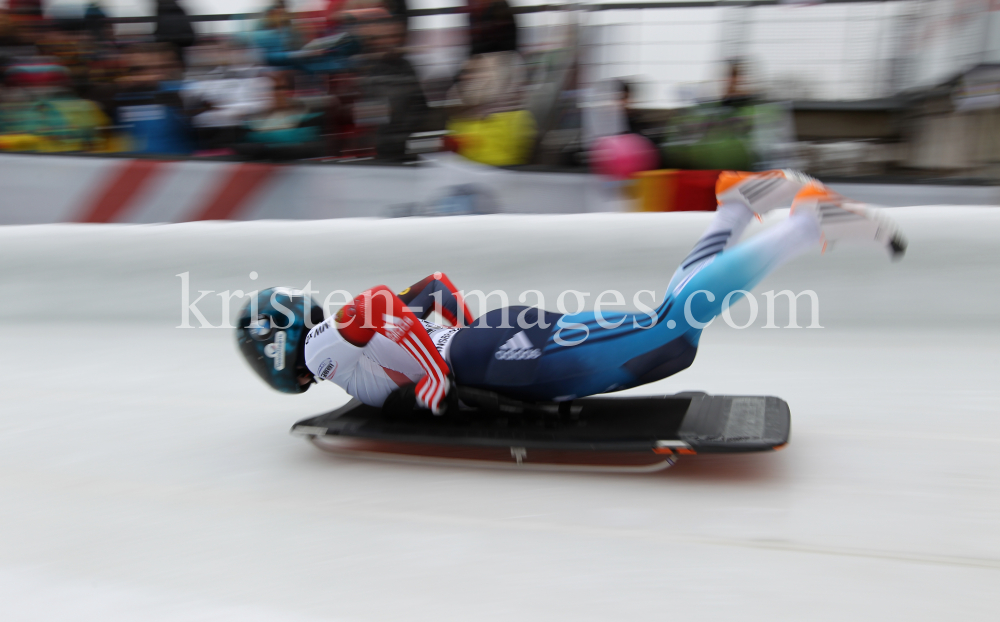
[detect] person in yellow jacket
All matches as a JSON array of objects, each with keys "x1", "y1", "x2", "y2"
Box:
[{"x1": 446, "y1": 50, "x2": 536, "y2": 166}]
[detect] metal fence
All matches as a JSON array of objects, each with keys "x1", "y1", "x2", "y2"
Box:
[
  {"x1": 573, "y1": 0, "x2": 989, "y2": 106},
  {"x1": 102, "y1": 0, "x2": 997, "y2": 107}
]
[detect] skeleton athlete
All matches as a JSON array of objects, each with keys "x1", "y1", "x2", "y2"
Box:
[{"x1": 237, "y1": 172, "x2": 906, "y2": 414}]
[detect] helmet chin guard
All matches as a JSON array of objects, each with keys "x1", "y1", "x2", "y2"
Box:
[{"x1": 236, "y1": 288, "x2": 325, "y2": 394}]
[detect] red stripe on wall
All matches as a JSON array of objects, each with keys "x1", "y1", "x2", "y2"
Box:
[
  {"x1": 189, "y1": 163, "x2": 277, "y2": 221},
  {"x1": 77, "y1": 159, "x2": 164, "y2": 223}
]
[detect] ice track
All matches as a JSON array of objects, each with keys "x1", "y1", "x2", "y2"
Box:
[{"x1": 1, "y1": 209, "x2": 999, "y2": 621}]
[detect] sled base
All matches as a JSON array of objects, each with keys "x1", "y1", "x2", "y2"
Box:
[{"x1": 291, "y1": 391, "x2": 790, "y2": 472}]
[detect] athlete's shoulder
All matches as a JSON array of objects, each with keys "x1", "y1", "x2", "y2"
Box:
[{"x1": 303, "y1": 316, "x2": 340, "y2": 356}]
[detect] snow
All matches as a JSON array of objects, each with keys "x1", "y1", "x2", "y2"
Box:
[{"x1": 1, "y1": 208, "x2": 999, "y2": 621}]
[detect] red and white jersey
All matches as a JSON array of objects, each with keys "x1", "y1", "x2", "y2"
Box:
[{"x1": 303, "y1": 317, "x2": 460, "y2": 407}]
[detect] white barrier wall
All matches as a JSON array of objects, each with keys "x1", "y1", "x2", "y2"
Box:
[
  {"x1": 2, "y1": 209, "x2": 998, "y2": 328},
  {"x1": 0, "y1": 154, "x2": 604, "y2": 224},
  {"x1": 3, "y1": 153, "x2": 1000, "y2": 225}
]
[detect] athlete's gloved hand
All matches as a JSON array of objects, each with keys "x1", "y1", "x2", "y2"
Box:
[
  {"x1": 339, "y1": 285, "x2": 454, "y2": 415},
  {"x1": 415, "y1": 373, "x2": 455, "y2": 416}
]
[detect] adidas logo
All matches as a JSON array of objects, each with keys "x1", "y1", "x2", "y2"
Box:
[{"x1": 495, "y1": 331, "x2": 542, "y2": 361}]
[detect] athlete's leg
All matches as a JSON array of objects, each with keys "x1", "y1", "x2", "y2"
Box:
[
  {"x1": 448, "y1": 173, "x2": 883, "y2": 403},
  {"x1": 661, "y1": 208, "x2": 821, "y2": 346},
  {"x1": 666, "y1": 170, "x2": 814, "y2": 293},
  {"x1": 449, "y1": 210, "x2": 822, "y2": 402},
  {"x1": 519, "y1": 209, "x2": 822, "y2": 398},
  {"x1": 664, "y1": 193, "x2": 755, "y2": 295}
]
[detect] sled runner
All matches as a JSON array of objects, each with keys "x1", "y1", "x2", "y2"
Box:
[{"x1": 290, "y1": 389, "x2": 790, "y2": 472}]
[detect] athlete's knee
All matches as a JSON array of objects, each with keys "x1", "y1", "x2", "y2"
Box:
[{"x1": 621, "y1": 336, "x2": 698, "y2": 385}]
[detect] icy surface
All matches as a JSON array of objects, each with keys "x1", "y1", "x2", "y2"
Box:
[{"x1": 1, "y1": 209, "x2": 999, "y2": 621}]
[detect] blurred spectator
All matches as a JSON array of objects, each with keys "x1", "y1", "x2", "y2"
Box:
[
  {"x1": 183, "y1": 42, "x2": 273, "y2": 154},
  {"x1": 247, "y1": 1, "x2": 358, "y2": 75},
  {"x1": 721, "y1": 59, "x2": 754, "y2": 108},
  {"x1": 445, "y1": 0, "x2": 535, "y2": 166},
  {"x1": 36, "y1": 23, "x2": 94, "y2": 95},
  {"x1": 114, "y1": 43, "x2": 192, "y2": 154},
  {"x1": 0, "y1": 8, "x2": 19, "y2": 48},
  {"x1": 616, "y1": 79, "x2": 644, "y2": 136},
  {"x1": 83, "y1": 2, "x2": 109, "y2": 41},
  {"x1": 1, "y1": 7, "x2": 36, "y2": 73},
  {"x1": 323, "y1": 0, "x2": 349, "y2": 32},
  {"x1": 247, "y1": 2, "x2": 306, "y2": 69},
  {"x1": 237, "y1": 71, "x2": 324, "y2": 160},
  {"x1": 353, "y1": 15, "x2": 428, "y2": 160},
  {"x1": 469, "y1": 0, "x2": 517, "y2": 56},
  {"x1": 0, "y1": 55, "x2": 112, "y2": 152},
  {"x1": 381, "y1": 0, "x2": 409, "y2": 30},
  {"x1": 154, "y1": 0, "x2": 196, "y2": 67},
  {"x1": 184, "y1": 47, "x2": 263, "y2": 151},
  {"x1": 7, "y1": 0, "x2": 42, "y2": 21},
  {"x1": 0, "y1": 13, "x2": 20, "y2": 91},
  {"x1": 659, "y1": 60, "x2": 770, "y2": 171},
  {"x1": 0, "y1": 1, "x2": 448, "y2": 161}
]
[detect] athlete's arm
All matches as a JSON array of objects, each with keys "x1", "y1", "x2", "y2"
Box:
[
  {"x1": 397, "y1": 273, "x2": 474, "y2": 327},
  {"x1": 303, "y1": 317, "x2": 362, "y2": 390},
  {"x1": 338, "y1": 285, "x2": 453, "y2": 414}
]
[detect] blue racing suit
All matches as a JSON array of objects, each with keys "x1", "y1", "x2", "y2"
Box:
[{"x1": 447, "y1": 212, "x2": 818, "y2": 402}]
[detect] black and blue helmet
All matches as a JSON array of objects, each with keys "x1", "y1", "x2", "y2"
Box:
[{"x1": 236, "y1": 287, "x2": 325, "y2": 394}]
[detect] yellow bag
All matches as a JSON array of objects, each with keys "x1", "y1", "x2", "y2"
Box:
[{"x1": 448, "y1": 110, "x2": 536, "y2": 167}]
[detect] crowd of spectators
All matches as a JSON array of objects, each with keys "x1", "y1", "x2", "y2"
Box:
[{"x1": 0, "y1": 0, "x2": 538, "y2": 164}]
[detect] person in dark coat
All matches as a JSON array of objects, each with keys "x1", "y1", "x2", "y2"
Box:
[
  {"x1": 354, "y1": 16, "x2": 429, "y2": 161},
  {"x1": 469, "y1": 0, "x2": 517, "y2": 56},
  {"x1": 154, "y1": 0, "x2": 196, "y2": 66}
]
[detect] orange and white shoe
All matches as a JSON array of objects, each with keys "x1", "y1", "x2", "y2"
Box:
[
  {"x1": 716, "y1": 169, "x2": 815, "y2": 216},
  {"x1": 791, "y1": 181, "x2": 907, "y2": 260}
]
